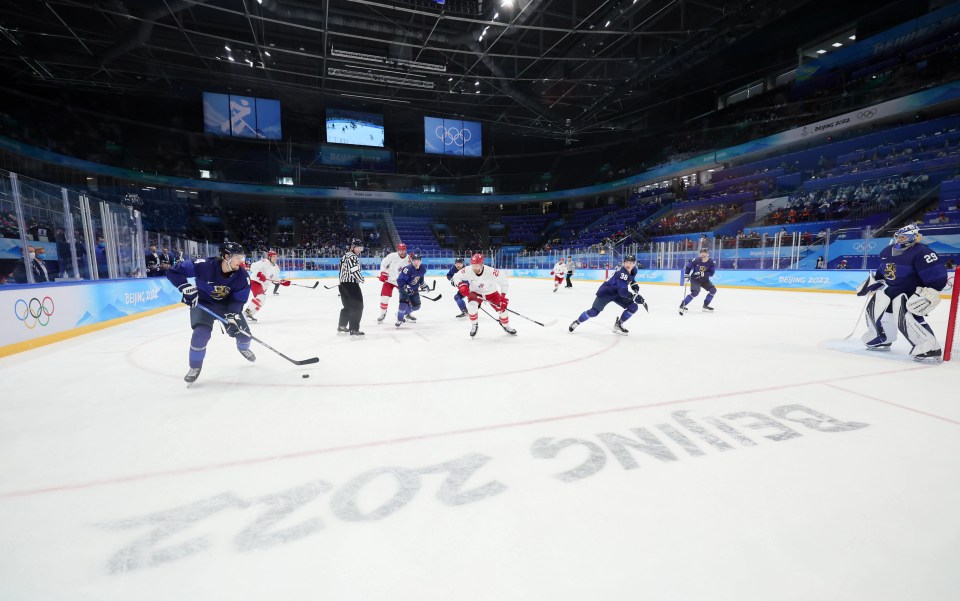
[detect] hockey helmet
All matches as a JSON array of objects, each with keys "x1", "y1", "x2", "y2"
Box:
[
  {"x1": 470, "y1": 253, "x2": 484, "y2": 265},
  {"x1": 410, "y1": 253, "x2": 422, "y2": 261},
  {"x1": 699, "y1": 248, "x2": 709, "y2": 254},
  {"x1": 454, "y1": 257, "x2": 465, "y2": 265},
  {"x1": 219, "y1": 241, "x2": 245, "y2": 258},
  {"x1": 894, "y1": 223, "x2": 920, "y2": 249},
  {"x1": 267, "y1": 250, "x2": 278, "y2": 257},
  {"x1": 397, "y1": 242, "x2": 407, "y2": 253},
  {"x1": 623, "y1": 254, "x2": 637, "y2": 263},
  {"x1": 350, "y1": 238, "x2": 364, "y2": 249}
]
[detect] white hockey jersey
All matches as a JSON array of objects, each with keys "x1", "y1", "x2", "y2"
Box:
[
  {"x1": 380, "y1": 252, "x2": 412, "y2": 285},
  {"x1": 455, "y1": 265, "x2": 510, "y2": 297},
  {"x1": 249, "y1": 258, "x2": 280, "y2": 285},
  {"x1": 552, "y1": 261, "x2": 567, "y2": 276}
]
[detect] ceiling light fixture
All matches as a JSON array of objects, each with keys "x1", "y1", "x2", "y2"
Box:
[
  {"x1": 605, "y1": 21, "x2": 610, "y2": 27},
  {"x1": 816, "y1": 49, "x2": 826, "y2": 54},
  {"x1": 849, "y1": 35, "x2": 856, "y2": 40},
  {"x1": 264, "y1": 51, "x2": 271, "y2": 56},
  {"x1": 478, "y1": 34, "x2": 484, "y2": 41},
  {"x1": 832, "y1": 42, "x2": 842, "y2": 47},
  {"x1": 224, "y1": 44, "x2": 231, "y2": 51},
  {"x1": 475, "y1": 81, "x2": 480, "y2": 86},
  {"x1": 493, "y1": 12, "x2": 499, "y2": 19},
  {"x1": 228, "y1": 56, "x2": 235, "y2": 61}
]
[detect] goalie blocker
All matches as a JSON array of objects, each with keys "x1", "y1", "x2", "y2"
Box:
[{"x1": 856, "y1": 224, "x2": 948, "y2": 363}]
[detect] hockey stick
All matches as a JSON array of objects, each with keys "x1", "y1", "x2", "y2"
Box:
[
  {"x1": 269, "y1": 279, "x2": 319, "y2": 290},
  {"x1": 420, "y1": 293, "x2": 443, "y2": 302},
  {"x1": 478, "y1": 305, "x2": 501, "y2": 322},
  {"x1": 843, "y1": 293, "x2": 873, "y2": 340},
  {"x1": 504, "y1": 307, "x2": 558, "y2": 327},
  {"x1": 323, "y1": 284, "x2": 338, "y2": 290},
  {"x1": 197, "y1": 305, "x2": 320, "y2": 365}
]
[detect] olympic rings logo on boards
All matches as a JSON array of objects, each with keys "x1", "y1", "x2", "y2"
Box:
[
  {"x1": 852, "y1": 241, "x2": 877, "y2": 252},
  {"x1": 14, "y1": 296, "x2": 55, "y2": 329},
  {"x1": 857, "y1": 108, "x2": 878, "y2": 120},
  {"x1": 434, "y1": 125, "x2": 473, "y2": 147}
]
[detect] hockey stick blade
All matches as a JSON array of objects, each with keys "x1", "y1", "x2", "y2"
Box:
[
  {"x1": 324, "y1": 284, "x2": 338, "y2": 289},
  {"x1": 197, "y1": 305, "x2": 320, "y2": 366},
  {"x1": 421, "y1": 293, "x2": 443, "y2": 302},
  {"x1": 504, "y1": 307, "x2": 557, "y2": 327}
]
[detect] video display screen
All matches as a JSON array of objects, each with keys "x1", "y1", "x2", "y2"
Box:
[
  {"x1": 203, "y1": 92, "x2": 282, "y2": 140},
  {"x1": 326, "y1": 110, "x2": 385, "y2": 147},
  {"x1": 424, "y1": 116, "x2": 481, "y2": 157}
]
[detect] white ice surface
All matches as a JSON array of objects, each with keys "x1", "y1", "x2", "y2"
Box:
[{"x1": 1, "y1": 277, "x2": 958, "y2": 601}]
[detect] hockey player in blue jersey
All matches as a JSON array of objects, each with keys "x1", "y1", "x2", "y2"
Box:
[
  {"x1": 166, "y1": 242, "x2": 255, "y2": 382},
  {"x1": 396, "y1": 253, "x2": 427, "y2": 327},
  {"x1": 856, "y1": 224, "x2": 948, "y2": 363},
  {"x1": 446, "y1": 257, "x2": 468, "y2": 318},
  {"x1": 679, "y1": 248, "x2": 717, "y2": 314},
  {"x1": 569, "y1": 254, "x2": 648, "y2": 335}
]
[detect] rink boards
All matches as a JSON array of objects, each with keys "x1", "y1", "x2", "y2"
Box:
[{"x1": 0, "y1": 268, "x2": 890, "y2": 356}]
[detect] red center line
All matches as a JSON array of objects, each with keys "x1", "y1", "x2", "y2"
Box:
[
  {"x1": 823, "y1": 382, "x2": 960, "y2": 426},
  {"x1": 0, "y1": 363, "x2": 933, "y2": 500}
]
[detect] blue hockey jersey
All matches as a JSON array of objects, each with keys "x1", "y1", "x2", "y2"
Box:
[
  {"x1": 166, "y1": 258, "x2": 251, "y2": 313},
  {"x1": 398, "y1": 263, "x2": 428, "y2": 291},
  {"x1": 874, "y1": 241, "x2": 947, "y2": 298},
  {"x1": 685, "y1": 257, "x2": 716, "y2": 281},
  {"x1": 597, "y1": 266, "x2": 638, "y2": 299}
]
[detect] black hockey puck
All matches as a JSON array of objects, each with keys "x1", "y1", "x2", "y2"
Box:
[{"x1": 302, "y1": 374, "x2": 310, "y2": 378}]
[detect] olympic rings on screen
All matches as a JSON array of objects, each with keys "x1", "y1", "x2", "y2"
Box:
[
  {"x1": 434, "y1": 125, "x2": 473, "y2": 147},
  {"x1": 14, "y1": 296, "x2": 55, "y2": 329}
]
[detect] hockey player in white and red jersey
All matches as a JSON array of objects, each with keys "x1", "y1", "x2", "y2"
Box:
[
  {"x1": 551, "y1": 258, "x2": 567, "y2": 293},
  {"x1": 244, "y1": 250, "x2": 288, "y2": 321},
  {"x1": 377, "y1": 242, "x2": 412, "y2": 323},
  {"x1": 454, "y1": 253, "x2": 516, "y2": 337}
]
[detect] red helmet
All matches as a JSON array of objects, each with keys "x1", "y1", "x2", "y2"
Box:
[
  {"x1": 397, "y1": 242, "x2": 407, "y2": 253},
  {"x1": 471, "y1": 253, "x2": 484, "y2": 265},
  {"x1": 267, "y1": 250, "x2": 278, "y2": 257}
]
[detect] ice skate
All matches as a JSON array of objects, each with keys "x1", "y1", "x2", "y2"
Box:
[
  {"x1": 184, "y1": 367, "x2": 201, "y2": 383},
  {"x1": 702, "y1": 305, "x2": 714, "y2": 312},
  {"x1": 470, "y1": 323, "x2": 478, "y2": 337},
  {"x1": 569, "y1": 319, "x2": 580, "y2": 332},
  {"x1": 613, "y1": 318, "x2": 629, "y2": 335},
  {"x1": 913, "y1": 349, "x2": 943, "y2": 363},
  {"x1": 238, "y1": 348, "x2": 256, "y2": 362}
]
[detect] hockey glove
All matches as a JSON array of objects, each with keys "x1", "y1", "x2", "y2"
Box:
[
  {"x1": 223, "y1": 313, "x2": 246, "y2": 338},
  {"x1": 458, "y1": 283, "x2": 471, "y2": 299},
  {"x1": 281, "y1": 280, "x2": 291, "y2": 287},
  {"x1": 630, "y1": 281, "x2": 640, "y2": 294},
  {"x1": 905, "y1": 287, "x2": 941, "y2": 316},
  {"x1": 419, "y1": 282, "x2": 430, "y2": 291},
  {"x1": 257, "y1": 272, "x2": 268, "y2": 282},
  {"x1": 684, "y1": 273, "x2": 691, "y2": 282},
  {"x1": 856, "y1": 276, "x2": 887, "y2": 297},
  {"x1": 498, "y1": 295, "x2": 509, "y2": 312},
  {"x1": 550, "y1": 271, "x2": 554, "y2": 275},
  {"x1": 378, "y1": 272, "x2": 389, "y2": 283},
  {"x1": 468, "y1": 291, "x2": 484, "y2": 304},
  {"x1": 178, "y1": 283, "x2": 198, "y2": 308}
]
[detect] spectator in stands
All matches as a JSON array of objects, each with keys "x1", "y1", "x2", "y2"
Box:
[
  {"x1": 944, "y1": 259, "x2": 955, "y2": 270},
  {"x1": 145, "y1": 245, "x2": 161, "y2": 277},
  {"x1": 816, "y1": 256, "x2": 825, "y2": 269},
  {"x1": 838, "y1": 259, "x2": 848, "y2": 270},
  {"x1": 12, "y1": 245, "x2": 50, "y2": 283},
  {"x1": 95, "y1": 236, "x2": 109, "y2": 278}
]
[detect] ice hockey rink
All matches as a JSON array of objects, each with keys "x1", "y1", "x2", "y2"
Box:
[{"x1": 1, "y1": 277, "x2": 958, "y2": 601}]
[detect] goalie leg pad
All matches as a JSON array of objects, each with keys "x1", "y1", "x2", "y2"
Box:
[
  {"x1": 896, "y1": 296, "x2": 941, "y2": 356},
  {"x1": 862, "y1": 292, "x2": 893, "y2": 345}
]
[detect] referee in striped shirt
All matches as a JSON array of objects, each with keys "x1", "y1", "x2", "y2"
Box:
[{"x1": 339, "y1": 239, "x2": 365, "y2": 336}]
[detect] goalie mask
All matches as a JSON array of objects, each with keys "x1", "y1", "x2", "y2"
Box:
[{"x1": 894, "y1": 224, "x2": 920, "y2": 250}]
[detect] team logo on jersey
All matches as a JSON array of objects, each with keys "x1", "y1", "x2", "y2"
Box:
[
  {"x1": 883, "y1": 263, "x2": 897, "y2": 280},
  {"x1": 210, "y1": 285, "x2": 232, "y2": 300}
]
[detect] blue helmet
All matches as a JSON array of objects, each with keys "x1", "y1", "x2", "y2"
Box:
[{"x1": 894, "y1": 224, "x2": 920, "y2": 249}]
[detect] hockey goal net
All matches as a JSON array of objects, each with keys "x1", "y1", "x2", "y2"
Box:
[{"x1": 945, "y1": 266, "x2": 960, "y2": 362}]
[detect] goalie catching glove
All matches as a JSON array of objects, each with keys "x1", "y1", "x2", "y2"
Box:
[{"x1": 905, "y1": 287, "x2": 941, "y2": 316}]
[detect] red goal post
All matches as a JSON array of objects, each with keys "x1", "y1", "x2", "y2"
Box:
[{"x1": 945, "y1": 266, "x2": 960, "y2": 362}]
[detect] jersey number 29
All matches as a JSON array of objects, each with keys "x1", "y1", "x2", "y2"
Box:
[{"x1": 924, "y1": 253, "x2": 938, "y2": 264}]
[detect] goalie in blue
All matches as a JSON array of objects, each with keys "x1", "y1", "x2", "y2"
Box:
[{"x1": 856, "y1": 224, "x2": 948, "y2": 363}]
